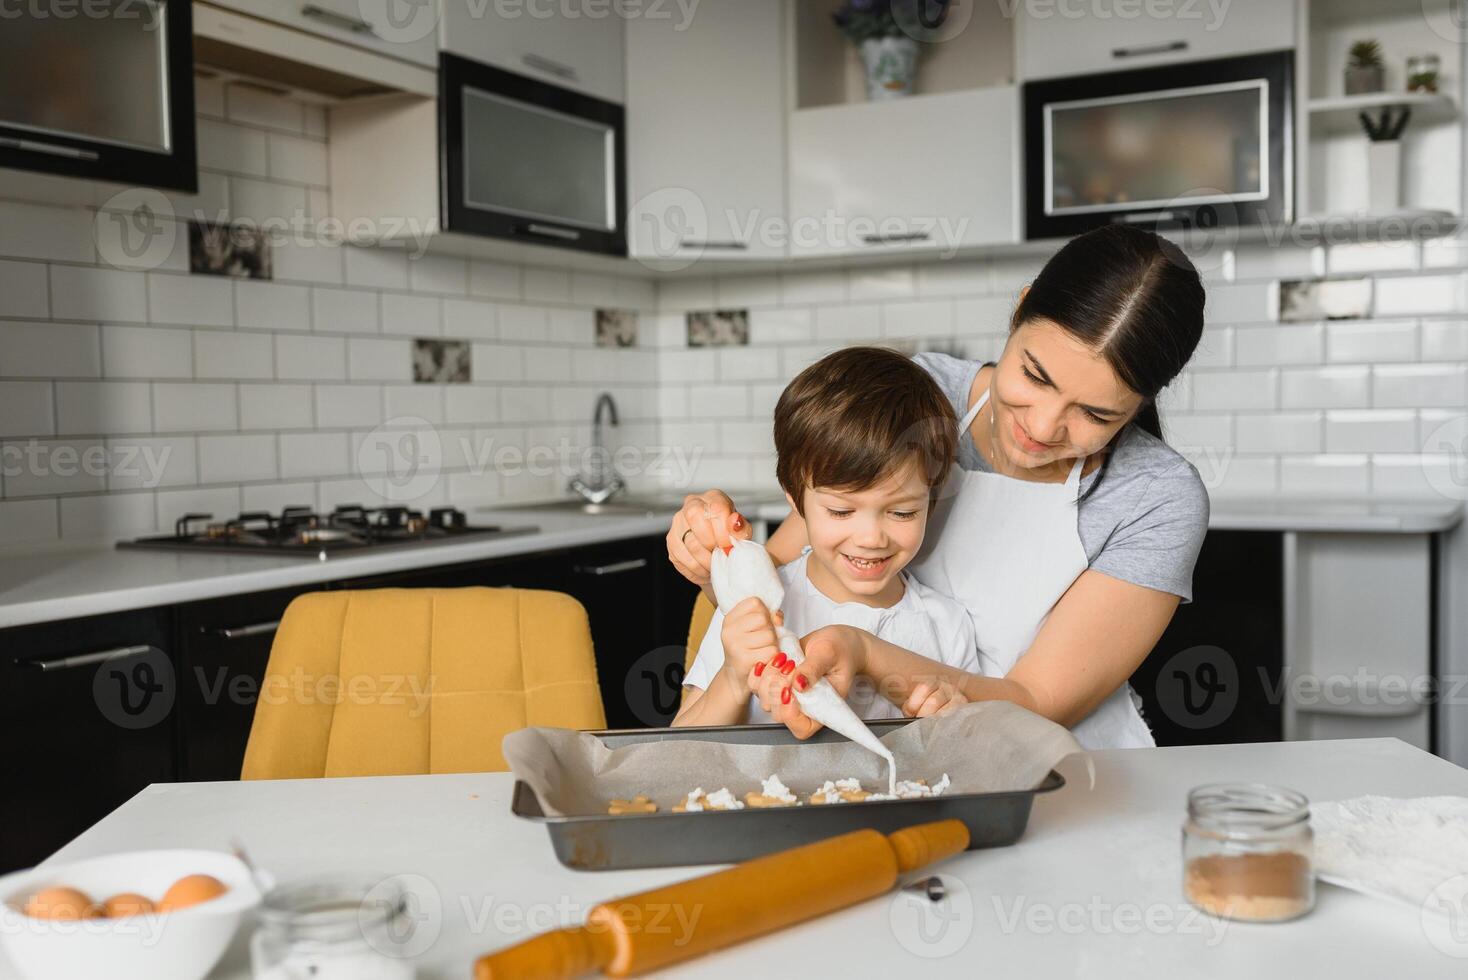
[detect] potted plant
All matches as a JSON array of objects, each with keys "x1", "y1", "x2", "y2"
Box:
[
  {"x1": 1345, "y1": 40, "x2": 1385, "y2": 95},
  {"x1": 832, "y1": 0, "x2": 950, "y2": 101}
]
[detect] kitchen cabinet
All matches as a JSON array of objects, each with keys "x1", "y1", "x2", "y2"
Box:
[
  {"x1": 439, "y1": 0, "x2": 624, "y2": 103},
  {"x1": 787, "y1": 86, "x2": 1020, "y2": 258},
  {"x1": 0, "y1": 608, "x2": 177, "y2": 872},
  {"x1": 1016, "y1": 0, "x2": 1296, "y2": 81},
  {"x1": 626, "y1": 0, "x2": 787, "y2": 260},
  {"x1": 198, "y1": 0, "x2": 438, "y2": 68}
]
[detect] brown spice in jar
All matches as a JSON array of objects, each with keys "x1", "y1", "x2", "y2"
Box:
[{"x1": 1184, "y1": 852, "x2": 1312, "y2": 922}]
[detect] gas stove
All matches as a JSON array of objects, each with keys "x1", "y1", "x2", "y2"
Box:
[{"x1": 118, "y1": 505, "x2": 538, "y2": 559}]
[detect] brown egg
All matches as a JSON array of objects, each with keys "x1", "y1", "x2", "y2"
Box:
[
  {"x1": 158, "y1": 874, "x2": 228, "y2": 912},
  {"x1": 22, "y1": 886, "x2": 96, "y2": 920},
  {"x1": 100, "y1": 892, "x2": 156, "y2": 918}
]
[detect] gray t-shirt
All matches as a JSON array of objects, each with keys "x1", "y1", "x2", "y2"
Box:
[{"x1": 914, "y1": 352, "x2": 1209, "y2": 601}]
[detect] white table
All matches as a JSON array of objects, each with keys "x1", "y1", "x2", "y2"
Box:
[{"x1": 7, "y1": 738, "x2": 1465, "y2": 978}]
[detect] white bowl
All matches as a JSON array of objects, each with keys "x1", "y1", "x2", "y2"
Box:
[{"x1": 0, "y1": 849, "x2": 262, "y2": 980}]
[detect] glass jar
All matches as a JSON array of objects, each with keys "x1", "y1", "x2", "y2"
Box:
[
  {"x1": 1182, "y1": 783, "x2": 1314, "y2": 923},
  {"x1": 1407, "y1": 53, "x2": 1441, "y2": 93},
  {"x1": 251, "y1": 874, "x2": 416, "y2": 980}
]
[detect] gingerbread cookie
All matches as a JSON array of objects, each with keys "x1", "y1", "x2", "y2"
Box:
[
  {"x1": 809, "y1": 778, "x2": 871, "y2": 805},
  {"x1": 607, "y1": 794, "x2": 657, "y2": 815},
  {"x1": 673, "y1": 787, "x2": 745, "y2": 812}
]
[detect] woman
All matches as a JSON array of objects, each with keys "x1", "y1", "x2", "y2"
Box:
[{"x1": 666, "y1": 225, "x2": 1208, "y2": 750}]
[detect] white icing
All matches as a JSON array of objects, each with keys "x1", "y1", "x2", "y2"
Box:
[
  {"x1": 683, "y1": 787, "x2": 706, "y2": 812},
  {"x1": 702, "y1": 787, "x2": 745, "y2": 810},
  {"x1": 760, "y1": 774, "x2": 797, "y2": 803}
]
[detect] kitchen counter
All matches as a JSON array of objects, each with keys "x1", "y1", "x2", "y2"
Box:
[
  {"x1": 11, "y1": 737, "x2": 1465, "y2": 978},
  {"x1": 751, "y1": 496, "x2": 1465, "y2": 534}
]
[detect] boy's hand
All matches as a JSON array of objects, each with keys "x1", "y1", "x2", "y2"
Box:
[
  {"x1": 719, "y1": 597, "x2": 783, "y2": 697},
  {"x1": 903, "y1": 678, "x2": 969, "y2": 718}
]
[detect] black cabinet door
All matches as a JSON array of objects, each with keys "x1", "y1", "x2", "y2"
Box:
[
  {"x1": 174, "y1": 587, "x2": 311, "y2": 783},
  {"x1": 0, "y1": 608, "x2": 176, "y2": 872},
  {"x1": 1131, "y1": 530, "x2": 1285, "y2": 746}
]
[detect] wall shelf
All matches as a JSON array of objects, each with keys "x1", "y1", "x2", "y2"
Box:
[{"x1": 1307, "y1": 91, "x2": 1458, "y2": 133}]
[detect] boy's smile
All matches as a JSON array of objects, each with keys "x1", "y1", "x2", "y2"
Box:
[{"x1": 794, "y1": 458, "x2": 931, "y2": 609}]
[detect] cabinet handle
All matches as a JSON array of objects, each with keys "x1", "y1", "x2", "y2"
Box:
[
  {"x1": 521, "y1": 53, "x2": 578, "y2": 82},
  {"x1": 205, "y1": 620, "x2": 281, "y2": 640},
  {"x1": 300, "y1": 3, "x2": 374, "y2": 33},
  {"x1": 1111, "y1": 40, "x2": 1188, "y2": 59},
  {"x1": 523, "y1": 223, "x2": 582, "y2": 242},
  {"x1": 680, "y1": 240, "x2": 749, "y2": 251},
  {"x1": 20, "y1": 644, "x2": 160, "y2": 672},
  {"x1": 1289, "y1": 677, "x2": 1432, "y2": 718},
  {"x1": 860, "y1": 231, "x2": 931, "y2": 245},
  {"x1": 1118, "y1": 210, "x2": 1180, "y2": 225},
  {"x1": 573, "y1": 558, "x2": 649, "y2": 576},
  {"x1": 0, "y1": 136, "x2": 99, "y2": 161}
]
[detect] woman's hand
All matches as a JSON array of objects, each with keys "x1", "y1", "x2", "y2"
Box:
[
  {"x1": 748, "y1": 624, "x2": 870, "y2": 740},
  {"x1": 718, "y1": 599, "x2": 783, "y2": 699},
  {"x1": 666, "y1": 490, "x2": 748, "y2": 591}
]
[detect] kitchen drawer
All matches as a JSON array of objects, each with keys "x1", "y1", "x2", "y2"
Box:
[
  {"x1": 1016, "y1": 0, "x2": 1296, "y2": 81},
  {"x1": 788, "y1": 87, "x2": 1019, "y2": 258},
  {"x1": 201, "y1": 0, "x2": 438, "y2": 68},
  {"x1": 439, "y1": 0, "x2": 624, "y2": 103},
  {"x1": 0, "y1": 608, "x2": 177, "y2": 872}
]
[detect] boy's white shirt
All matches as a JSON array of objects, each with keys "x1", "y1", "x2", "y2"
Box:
[{"x1": 684, "y1": 548, "x2": 981, "y2": 723}]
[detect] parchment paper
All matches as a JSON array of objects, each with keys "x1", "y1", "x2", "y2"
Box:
[{"x1": 503, "y1": 700, "x2": 1085, "y2": 816}]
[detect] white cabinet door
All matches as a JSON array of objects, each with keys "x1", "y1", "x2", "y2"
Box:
[
  {"x1": 788, "y1": 87, "x2": 1018, "y2": 259},
  {"x1": 202, "y1": 0, "x2": 438, "y2": 68},
  {"x1": 439, "y1": 0, "x2": 624, "y2": 103},
  {"x1": 1017, "y1": 0, "x2": 1296, "y2": 81},
  {"x1": 626, "y1": 0, "x2": 785, "y2": 262}
]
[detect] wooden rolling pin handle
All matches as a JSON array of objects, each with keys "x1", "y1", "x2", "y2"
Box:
[
  {"x1": 475, "y1": 820, "x2": 970, "y2": 980},
  {"x1": 475, "y1": 925, "x2": 612, "y2": 980}
]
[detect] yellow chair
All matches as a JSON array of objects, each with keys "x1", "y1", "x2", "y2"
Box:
[
  {"x1": 681, "y1": 591, "x2": 717, "y2": 702},
  {"x1": 240, "y1": 587, "x2": 605, "y2": 779}
]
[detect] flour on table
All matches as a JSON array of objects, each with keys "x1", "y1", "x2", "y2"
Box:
[{"x1": 1311, "y1": 795, "x2": 1468, "y2": 914}]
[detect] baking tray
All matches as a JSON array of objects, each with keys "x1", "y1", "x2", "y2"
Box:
[{"x1": 511, "y1": 718, "x2": 1066, "y2": 871}]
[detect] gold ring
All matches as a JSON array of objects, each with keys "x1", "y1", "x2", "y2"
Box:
[{"x1": 681, "y1": 528, "x2": 695, "y2": 545}]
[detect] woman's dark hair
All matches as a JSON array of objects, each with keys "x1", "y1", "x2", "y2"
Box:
[{"x1": 1011, "y1": 224, "x2": 1205, "y2": 444}]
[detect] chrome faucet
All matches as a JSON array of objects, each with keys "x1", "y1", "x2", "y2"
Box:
[{"x1": 569, "y1": 392, "x2": 626, "y2": 504}]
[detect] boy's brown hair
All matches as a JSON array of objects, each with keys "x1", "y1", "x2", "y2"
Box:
[{"x1": 774, "y1": 346, "x2": 957, "y2": 515}]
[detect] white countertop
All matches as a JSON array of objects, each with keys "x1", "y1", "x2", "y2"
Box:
[
  {"x1": 11, "y1": 737, "x2": 1465, "y2": 978},
  {"x1": 0, "y1": 494, "x2": 1459, "y2": 630}
]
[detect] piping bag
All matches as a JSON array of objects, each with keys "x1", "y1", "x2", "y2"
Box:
[
  {"x1": 709, "y1": 529, "x2": 897, "y2": 794},
  {"x1": 475, "y1": 819, "x2": 970, "y2": 979}
]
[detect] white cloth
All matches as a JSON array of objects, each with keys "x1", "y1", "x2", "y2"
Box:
[
  {"x1": 684, "y1": 550, "x2": 981, "y2": 724},
  {"x1": 909, "y1": 388, "x2": 1156, "y2": 750}
]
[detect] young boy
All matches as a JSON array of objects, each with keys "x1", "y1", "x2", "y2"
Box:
[{"x1": 675, "y1": 346, "x2": 981, "y2": 726}]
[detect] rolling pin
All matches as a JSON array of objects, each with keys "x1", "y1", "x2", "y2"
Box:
[{"x1": 475, "y1": 819, "x2": 969, "y2": 980}]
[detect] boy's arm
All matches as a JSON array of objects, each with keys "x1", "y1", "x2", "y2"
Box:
[{"x1": 672, "y1": 672, "x2": 750, "y2": 726}]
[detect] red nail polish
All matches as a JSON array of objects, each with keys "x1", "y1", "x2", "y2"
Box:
[
  {"x1": 780, "y1": 660, "x2": 795, "y2": 676},
  {"x1": 772, "y1": 652, "x2": 787, "y2": 668},
  {"x1": 795, "y1": 675, "x2": 808, "y2": 690},
  {"x1": 732, "y1": 514, "x2": 744, "y2": 530},
  {"x1": 721, "y1": 545, "x2": 732, "y2": 555},
  {"x1": 781, "y1": 687, "x2": 791, "y2": 705},
  {"x1": 754, "y1": 662, "x2": 765, "y2": 676}
]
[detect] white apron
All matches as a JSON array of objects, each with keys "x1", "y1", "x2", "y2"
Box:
[{"x1": 910, "y1": 388, "x2": 1155, "y2": 749}]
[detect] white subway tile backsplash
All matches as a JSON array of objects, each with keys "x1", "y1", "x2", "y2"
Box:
[
  {"x1": 779, "y1": 270, "x2": 846, "y2": 305},
  {"x1": 235, "y1": 280, "x2": 310, "y2": 331},
  {"x1": 547, "y1": 308, "x2": 593, "y2": 345},
  {"x1": 882, "y1": 300, "x2": 952, "y2": 339},
  {"x1": 276, "y1": 334, "x2": 346, "y2": 380},
  {"x1": 0, "y1": 322, "x2": 99, "y2": 378},
  {"x1": 381, "y1": 292, "x2": 440, "y2": 336},
  {"x1": 1163, "y1": 414, "x2": 1232, "y2": 453},
  {"x1": 2, "y1": 438, "x2": 107, "y2": 496},
  {"x1": 1324, "y1": 410, "x2": 1419, "y2": 453},
  {"x1": 225, "y1": 84, "x2": 303, "y2": 132},
  {"x1": 197, "y1": 120, "x2": 268, "y2": 176},
  {"x1": 750, "y1": 309, "x2": 813, "y2": 344},
  {"x1": 0, "y1": 201, "x2": 96, "y2": 263},
  {"x1": 273, "y1": 239, "x2": 344, "y2": 285},
  {"x1": 715, "y1": 274, "x2": 780, "y2": 308},
  {"x1": 1370, "y1": 455, "x2": 1457, "y2": 498},
  {"x1": 154, "y1": 486, "x2": 241, "y2": 529},
  {"x1": 719, "y1": 420, "x2": 773, "y2": 454},
  {"x1": 346, "y1": 338, "x2": 411, "y2": 381},
  {"x1": 657, "y1": 349, "x2": 717, "y2": 384},
  {"x1": 197, "y1": 433, "x2": 277, "y2": 485},
  {"x1": 107, "y1": 435, "x2": 196, "y2": 490},
  {"x1": 344, "y1": 246, "x2": 409, "y2": 289},
  {"x1": 1372, "y1": 363, "x2": 1468, "y2": 408},
  {"x1": 55, "y1": 381, "x2": 151, "y2": 435},
  {"x1": 60, "y1": 492, "x2": 157, "y2": 539},
  {"x1": 1325, "y1": 320, "x2": 1418, "y2": 363},
  {"x1": 849, "y1": 266, "x2": 915, "y2": 300},
  {"x1": 953, "y1": 295, "x2": 1016, "y2": 335},
  {"x1": 524, "y1": 346, "x2": 572, "y2": 381},
  {"x1": 523, "y1": 267, "x2": 571, "y2": 303},
  {"x1": 230, "y1": 177, "x2": 306, "y2": 225},
  {"x1": 1234, "y1": 323, "x2": 1323, "y2": 366},
  {"x1": 312, "y1": 287, "x2": 379, "y2": 334},
  {"x1": 408, "y1": 254, "x2": 468, "y2": 296},
  {"x1": 655, "y1": 276, "x2": 715, "y2": 312},
  {"x1": 470, "y1": 343, "x2": 524, "y2": 382},
  {"x1": 1422, "y1": 238, "x2": 1468, "y2": 269},
  {"x1": 1234, "y1": 412, "x2": 1322, "y2": 454},
  {"x1": 718, "y1": 346, "x2": 780, "y2": 382},
  {"x1": 1280, "y1": 455, "x2": 1371, "y2": 496},
  {"x1": 154, "y1": 383, "x2": 237, "y2": 432},
  {"x1": 443, "y1": 299, "x2": 497, "y2": 339},
  {"x1": 469, "y1": 260, "x2": 521, "y2": 300},
  {"x1": 1328, "y1": 241, "x2": 1419, "y2": 276},
  {"x1": 445, "y1": 387, "x2": 499, "y2": 425},
  {"x1": 0, "y1": 260, "x2": 49, "y2": 317},
  {"x1": 1373, "y1": 273, "x2": 1464, "y2": 316},
  {"x1": 1205, "y1": 281, "x2": 1277, "y2": 324},
  {"x1": 814, "y1": 304, "x2": 880, "y2": 341},
  {"x1": 240, "y1": 384, "x2": 313, "y2": 429},
  {"x1": 1280, "y1": 366, "x2": 1370, "y2": 409},
  {"x1": 315, "y1": 384, "x2": 382, "y2": 428},
  {"x1": 1232, "y1": 243, "x2": 1323, "y2": 281},
  {"x1": 915, "y1": 260, "x2": 987, "y2": 297},
  {"x1": 1190, "y1": 326, "x2": 1234, "y2": 369},
  {"x1": 102, "y1": 325, "x2": 193, "y2": 378},
  {"x1": 383, "y1": 385, "x2": 444, "y2": 424},
  {"x1": 278, "y1": 432, "x2": 348, "y2": 479},
  {"x1": 0, "y1": 498, "x2": 59, "y2": 544},
  {"x1": 0, "y1": 381, "x2": 54, "y2": 437},
  {"x1": 1192, "y1": 369, "x2": 1277, "y2": 411},
  {"x1": 501, "y1": 386, "x2": 551, "y2": 423},
  {"x1": 497, "y1": 305, "x2": 549, "y2": 341},
  {"x1": 242, "y1": 480, "x2": 317, "y2": 513},
  {"x1": 50, "y1": 266, "x2": 147, "y2": 322},
  {"x1": 267, "y1": 133, "x2": 329, "y2": 185},
  {"x1": 1421, "y1": 321, "x2": 1468, "y2": 361}
]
